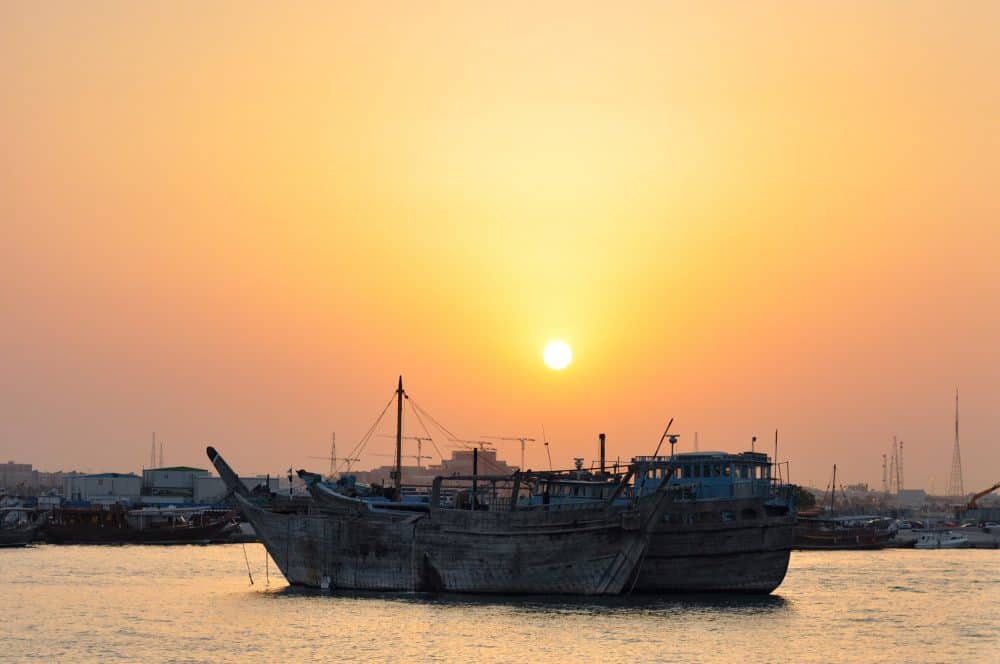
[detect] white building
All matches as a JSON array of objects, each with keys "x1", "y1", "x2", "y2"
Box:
[
  {"x1": 63, "y1": 473, "x2": 143, "y2": 503},
  {"x1": 193, "y1": 475, "x2": 286, "y2": 504}
]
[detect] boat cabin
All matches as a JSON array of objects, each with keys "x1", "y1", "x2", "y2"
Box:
[{"x1": 633, "y1": 451, "x2": 776, "y2": 500}]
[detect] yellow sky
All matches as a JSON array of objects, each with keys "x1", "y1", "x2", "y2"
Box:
[{"x1": 2, "y1": 2, "x2": 998, "y2": 491}]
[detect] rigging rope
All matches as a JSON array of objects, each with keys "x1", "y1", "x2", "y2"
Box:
[
  {"x1": 241, "y1": 542, "x2": 254, "y2": 585},
  {"x1": 339, "y1": 392, "x2": 397, "y2": 473},
  {"x1": 407, "y1": 399, "x2": 449, "y2": 468},
  {"x1": 407, "y1": 396, "x2": 511, "y2": 473}
]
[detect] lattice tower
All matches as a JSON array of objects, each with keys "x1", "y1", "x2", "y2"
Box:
[{"x1": 946, "y1": 389, "x2": 964, "y2": 497}]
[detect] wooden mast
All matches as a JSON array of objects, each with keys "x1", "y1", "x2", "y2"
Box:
[{"x1": 394, "y1": 376, "x2": 404, "y2": 499}]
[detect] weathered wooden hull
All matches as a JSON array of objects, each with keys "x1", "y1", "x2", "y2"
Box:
[
  {"x1": 236, "y1": 494, "x2": 654, "y2": 595},
  {"x1": 794, "y1": 518, "x2": 890, "y2": 550},
  {"x1": 0, "y1": 526, "x2": 36, "y2": 548},
  {"x1": 41, "y1": 520, "x2": 235, "y2": 545},
  {"x1": 634, "y1": 498, "x2": 794, "y2": 594}
]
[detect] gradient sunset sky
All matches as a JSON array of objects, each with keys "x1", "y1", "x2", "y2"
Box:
[{"x1": 3, "y1": 2, "x2": 998, "y2": 491}]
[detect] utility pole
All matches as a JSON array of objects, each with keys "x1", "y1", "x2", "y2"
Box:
[
  {"x1": 394, "y1": 376, "x2": 404, "y2": 499},
  {"x1": 151, "y1": 432, "x2": 156, "y2": 469},
  {"x1": 330, "y1": 432, "x2": 336, "y2": 477}
]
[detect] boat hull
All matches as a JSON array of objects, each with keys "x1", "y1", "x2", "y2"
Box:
[
  {"x1": 41, "y1": 520, "x2": 235, "y2": 545},
  {"x1": 794, "y1": 519, "x2": 891, "y2": 550},
  {"x1": 0, "y1": 526, "x2": 37, "y2": 548},
  {"x1": 237, "y1": 494, "x2": 652, "y2": 595},
  {"x1": 634, "y1": 498, "x2": 794, "y2": 594}
]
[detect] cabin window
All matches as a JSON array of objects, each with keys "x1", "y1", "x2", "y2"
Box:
[
  {"x1": 721, "y1": 511, "x2": 734, "y2": 522},
  {"x1": 741, "y1": 508, "x2": 758, "y2": 520},
  {"x1": 674, "y1": 467, "x2": 682, "y2": 479},
  {"x1": 712, "y1": 464, "x2": 722, "y2": 477},
  {"x1": 723, "y1": 464, "x2": 731, "y2": 477},
  {"x1": 692, "y1": 465, "x2": 701, "y2": 478},
  {"x1": 697, "y1": 511, "x2": 717, "y2": 523}
]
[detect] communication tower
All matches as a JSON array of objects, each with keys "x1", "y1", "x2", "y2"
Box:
[{"x1": 946, "y1": 389, "x2": 964, "y2": 497}]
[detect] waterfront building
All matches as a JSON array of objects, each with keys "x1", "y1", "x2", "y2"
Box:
[
  {"x1": 63, "y1": 473, "x2": 143, "y2": 503},
  {"x1": 1, "y1": 462, "x2": 37, "y2": 492}
]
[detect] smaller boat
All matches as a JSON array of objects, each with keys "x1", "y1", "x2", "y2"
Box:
[
  {"x1": 0, "y1": 524, "x2": 37, "y2": 548},
  {"x1": 1, "y1": 504, "x2": 39, "y2": 548},
  {"x1": 794, "y1": 465, "x2": 890, "y2": 550},
  {"x1": 914, "y1": 530, "x2": 970, "y2": 549},
  {"x1": 41, "y1": 504, "x2": 237, "y2": 544}
]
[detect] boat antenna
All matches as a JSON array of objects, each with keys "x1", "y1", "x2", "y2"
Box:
[
  {"x1": 652, "y1": 418, "x2": 675, "y2": 457},
  {"x1": 394, "y1": 376, "x2": 404, "y2": 500},
  {"x1": 830, "y1": 464, "x2": 837, "y2": 514},
  {"x1": 774, "y1": 429, "x2": 780, "y2": 482}
]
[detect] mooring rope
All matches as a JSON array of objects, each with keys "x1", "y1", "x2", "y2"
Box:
[{"x1": 241, "y1": 541, "x2": 254, "y2": 585}]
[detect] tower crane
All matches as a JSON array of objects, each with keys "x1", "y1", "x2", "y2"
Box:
[
  {"x1": 370, "y1": 452, "x2": 433, "y2": 466},
  {"x1": 450, "y1": 438, "x2": 497, "y2": 452},
  {"x1": 377, "y1": 434, "x2": 436, "y2": 468},
  {"x1": 308, "y1": 432, "x2": 359, "y2": 476},
  {"x1": 482, "y1": 436, "x2": 536, "y2": 470}
]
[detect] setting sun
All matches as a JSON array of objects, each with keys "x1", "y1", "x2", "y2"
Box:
[{"x1": 543, "y1": 340, "x2": 573, "y2": 370}]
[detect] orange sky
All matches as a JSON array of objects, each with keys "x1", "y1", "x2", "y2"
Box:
[{"x1": 2, "y1": 2, "x2": 998, "y2": 491}]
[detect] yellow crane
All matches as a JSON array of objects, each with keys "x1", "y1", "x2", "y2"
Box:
[{"x1": 965, "y1": 481, "x2": 1000, "y2": 511}]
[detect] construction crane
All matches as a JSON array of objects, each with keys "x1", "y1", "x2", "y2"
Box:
[
  {"x1": 377, "y1": 434, "x2": 436, "y2": 468},
  {"x1": 308, "y1": 432, "x2": 359, "y2": 476},
  {"x1": 965, "y1": 481, "x2": 1000, "y2": 511},
  {"x1": 450, "y1": 438, "x2": 497, "y2": 452},
  {"x1": 370, "y1": 452, "x2": 433, "y2": 466},
  {"x1": 482, "y1": 436, "x2": 536, "y2": 470}
]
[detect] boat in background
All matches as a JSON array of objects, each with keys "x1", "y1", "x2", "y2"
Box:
[
  {"x1": 914, "y1": 530, "x2": 970, "y2": 549},
  {"x1": 0, "y1": 522, "x2": 37, "y2": 548},
  {"x1": 795, "y1": 517, "x2": 891, "y2": 550},
  {"x1": 41, "y1": 504, "x2": 237, "y2": 544},
  {"x1": 795, "y1": 464, "x2": 890, "y2": 550},
  {"x1": 1, "y1": 503, "x2": 40, "y2": 548}
]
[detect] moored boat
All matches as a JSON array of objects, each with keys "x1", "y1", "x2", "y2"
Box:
[
  {"x1": 794, "y1": 517, "x2": 891, "y2": 550},
  {"x1": 0, "y1": 524, "x2": 37, "y2": 548},
  {"x1": 514, "y1": 450, "x2": 796, "y2": 593},
  {"x1": 210, "y1": 444, "x2": 674, "y2": 595},
  {"x1": 41, "y1": 505, "x2": 237, "y2": 544},
  {"x1": 914, "y1": 530, "x2": 970, "y2": 549}
]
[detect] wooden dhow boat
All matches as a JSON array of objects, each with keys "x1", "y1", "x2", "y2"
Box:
[
  {"x1": 207, "y1": 379, "x2": 677, "y2": 595},
  {"x1": 209, "y1": 445, "x2": 675, "y2": 595}
]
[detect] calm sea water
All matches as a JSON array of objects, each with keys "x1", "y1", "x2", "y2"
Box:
[{"x1": 1, "y1": 545, "x2": 996, "y2": 662}]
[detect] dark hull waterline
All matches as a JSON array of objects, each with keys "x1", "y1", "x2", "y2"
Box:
[{"x1": 41, "y1": 521, "x2": 235, "y2": 545}]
